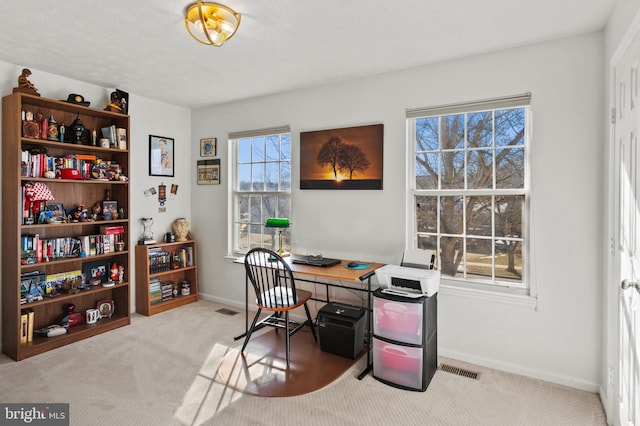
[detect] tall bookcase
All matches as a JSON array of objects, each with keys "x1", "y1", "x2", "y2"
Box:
[
  {"x1": 2, "y1": 92, "x2": 131, "y2": 361},
  {"x1": 135, "y1": 240, "x2": 198, "y2": 316}
]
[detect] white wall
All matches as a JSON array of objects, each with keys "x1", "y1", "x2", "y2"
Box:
[
  {"x1": 192, "y1": 32, "x2": 605, "y2": 391},
  {"x1": 0, "y1": 62, "x2": 191, "y2": 319}
]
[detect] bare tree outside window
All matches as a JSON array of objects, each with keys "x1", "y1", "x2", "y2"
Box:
[{"x1": 410, "y1": 102, "x2": 528, "y2": 287}]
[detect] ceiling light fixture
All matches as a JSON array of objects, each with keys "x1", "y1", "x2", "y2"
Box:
[{"x1": 185, "y1": 1, "x2": 240, "y2": 46}]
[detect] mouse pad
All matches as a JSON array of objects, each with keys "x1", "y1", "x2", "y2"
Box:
[{"x1": 344, "y1": 263, "x2": 370, "y2": 270}]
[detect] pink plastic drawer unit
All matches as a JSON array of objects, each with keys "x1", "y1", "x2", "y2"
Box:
[
  {"x1": 373, "y1": 338, "x2": 424, "y2": 389},
  {"x1": 374, "y1": 297, "x2": 423, "y2": 344}
]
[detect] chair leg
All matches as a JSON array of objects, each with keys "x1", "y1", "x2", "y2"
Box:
[
  {"x1": 285, "y1": 311, "x2": 290, "y2": 367},
  {"x1": 241, "y1": 308, "x2": 262, "y2": 354},
  {"x1": 304, "y1": 303, "x2": 318, "y2": 341}
]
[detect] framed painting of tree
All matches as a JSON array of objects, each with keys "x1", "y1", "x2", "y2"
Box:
[{"x1": 300, "y1": 123, "x2": 383, "y2": 189}]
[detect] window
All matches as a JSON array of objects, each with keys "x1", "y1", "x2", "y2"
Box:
[
  {"x1": 231, "y1": 127, "x2": 291, "y2": 254},
  {"x1": 407, "y1": 94, "x2": 530, "y2": 290}
]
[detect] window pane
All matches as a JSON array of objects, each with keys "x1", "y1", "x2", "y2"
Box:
[
  {"x1": 441, "y1": 114, "x2": 464, "y2": 149},
  {"x1": 495, "y1": 195, "x2": 523, "y2": 238},
  {"x1": 416, "y1": 117, "x2": 439, "y2": 151},
  {"x1": 248, "y1": 224, "x2": 263, "y2": 249},
  {"x1": 494, "y1": 239, "x2": 522, "y2": 282},
  {"x1": 238, "y1": 164, "x2": 251, "y2": 191},
  {"x1": 416, "y1": 152, "x2": 438, "y2": 190},
  {"x1": 281, "y1": 134, "x2": 291, "y2": 160},
  {"x1": 277, "y1": 196, "x2": 290, "y2": 218},
  {"x1": 281, "y1": 162, "x2": 291, "y2": 190},
  {"x1": 266, "y1": 135, "x2": 279, "y2": 161},
  {"x1": 467, "y1": 149, "x2": 493, "y2": 189},
  {"x1": 495, "y1": 108, "x2": 525, "y2": 147},
  {"x1": 262, "y1": 195, "x2": 276, "y2": 219},
  {"x1": 439, "y1": 196, "x2": 464, "y2": 234},
  {"x1": 252, "y1": 136, "x2": 265, "y2": 162},
  {"x1": 466, "y1": 196, "x2": 492, "y2": 237},
  {"x1": 440, "y1": 236, "x2": 463, "y2": 277},
  {"x1": 237, "y1": 222, "x2": 249, "y2": 251},
  {"x1": 416, "y1": 196, "x2": 437, "y2": 233},
  {"x1": 265, "y1": 162, "x2": 279, "y2": 191},
  {"x1": 249, "y1": 195, "x2": 262, "y2": 223},
  {"x1": 467, "y1": 111, "x2": 493, "y2": 148},
  {"x1": 238, "y1": 138, "x2": 251, "y2": 163},
  {"x1": 417, "y1": 234, "x2": 438, "y2": 252},
  {"x1": 496, "y1": 147, "x2": 524, "y2": 189},
  {"x1": 466, "y1": 237, "x2": 493, "y2": 280},
  {"x1": 252, "y1": 163, "x2": 264, "y2": 191},
  {"x1": 237, "y1": 194, "x2": 249, "y2": 223},
  {"x1": 440, "y1": 151, "x2": 465, "y2": 189}
]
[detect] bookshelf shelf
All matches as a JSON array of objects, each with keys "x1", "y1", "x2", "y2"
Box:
[
  {"x1": 135, "y1": 240, "x2": 199, "y2": 316},
  {"x1": 2, "y1": 92, "x2": 131, "y2": 361}
]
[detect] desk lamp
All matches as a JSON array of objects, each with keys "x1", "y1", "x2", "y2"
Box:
[{"x1": 265, "y1": 218, "x2": 290, "y2": 257}]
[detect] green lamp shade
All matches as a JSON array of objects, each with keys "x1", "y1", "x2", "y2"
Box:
[{"x1": 265, "y1": 218, "x2": 290, "y2": 228}]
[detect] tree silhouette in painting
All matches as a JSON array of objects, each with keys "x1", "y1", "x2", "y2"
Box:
[
  {"x1": 317, "y1": 136, "x2": 371, "y2": 180},
  {"x1": 338, "y1": 144, "x2": 370, "y2": 179},
  {"x1": 317, "y1": 136, "x2": 344, "y2": 179}
]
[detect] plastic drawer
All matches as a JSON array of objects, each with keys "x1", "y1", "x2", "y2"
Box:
[
  {"x1": 373, "y1": 337, "x2": 424, "y2": 390},
  {"x1": 373, "y1": 297, "x2": 423, "y2": 344}
]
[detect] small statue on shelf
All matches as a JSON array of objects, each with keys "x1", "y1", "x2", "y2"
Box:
[
  {"x1": 104, "y1": 91, "x2": 123, "y2": 113},
  {"x1": 118, "y1": 265, "x2": 124, "y2": 283},
  {"x1": 14, "y1": 68, "x2": 40, "y2": 96}
]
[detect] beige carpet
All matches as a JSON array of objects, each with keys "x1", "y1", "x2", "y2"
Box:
[{"x1": 0, "y1": 300, "x2": 606, "y2": 426}]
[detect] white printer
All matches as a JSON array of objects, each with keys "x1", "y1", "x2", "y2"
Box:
[{"x1": 375, "y1": 264, "x2": 440, "y2": 298}]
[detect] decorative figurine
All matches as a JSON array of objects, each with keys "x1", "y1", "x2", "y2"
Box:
[
  {"x1": 104, "y1": 91, "x2": 123, "y2": 113},
  {"x1": 60, "y1": 303, "x2": 84, "y2": 326},
  {"x1": 14, "y1": 68, "x2": 40, "y2": 96},
  {"x1": 110, "y1": 262, "x2": 119, "y2": 282},
  {"x1": 118, "y1": 265, "x2": 124, "y2": 283}
]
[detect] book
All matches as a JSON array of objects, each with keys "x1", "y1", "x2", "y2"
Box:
[
  {"x1": 20, "y1": 312, "x2": 28, "y2": 344},
  {"x1": 101, "y1": 125, "x2": 116, "y2": 148},
  {"x1": 26, "y1": 309, "x2": 35, "y2": 342},
  {"x1": 116, "y1": 128, "x2": 127, "y2": 150}
]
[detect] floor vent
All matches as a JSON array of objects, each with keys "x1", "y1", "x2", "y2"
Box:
[
  {"x1": 439, "y1": 363, "x2": 480, "y2": 380},
  {"x1": 216, "y1": 308, "x2": 239, "y2": 316}
]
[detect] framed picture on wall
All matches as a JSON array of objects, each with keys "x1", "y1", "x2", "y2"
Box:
[
  {"x1": 197, "y1": 159, "x2": 220, "y2": 185},
  {"x1": 200, "y1": 138, "x2": 217, "y2": 157},
  {"x1": 149, "y1": 135, "x2": 174, "y2": 177}
]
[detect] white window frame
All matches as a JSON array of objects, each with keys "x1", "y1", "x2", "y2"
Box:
[
  {"x1": 229, "y1": 126, "x2": 291, "y2": 256},
  {"x1": 406, "y1": 94, "x2": 534, "y2": 301}
]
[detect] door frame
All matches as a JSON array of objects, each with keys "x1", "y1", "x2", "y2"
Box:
[{"x1": 606, "y1": 10, "x2": 640, "y2": 424}]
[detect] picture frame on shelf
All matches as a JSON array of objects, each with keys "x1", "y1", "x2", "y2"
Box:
[
  {"x1": 197, "y1": 159, "x2": 220, "y2": 185},
  {"x1": 102, "y1": 200, "x2": 118, "y2": 220},
  {"x1": 149, "y1": 135, "x2": 174, "y2": 177},
  {"x1": 46, "y1": 202, "x2": 64, "y2": 217},
  {"x1": 200, "y1": 138, "x2": 216, "y2": 157},
  {"x1": 82, "y1": 259, "x2": 110, "y2": 284}
]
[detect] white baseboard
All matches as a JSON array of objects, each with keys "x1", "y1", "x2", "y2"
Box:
[{"x1": 439, "y1": 348, "x2": 600, "y2": 393}]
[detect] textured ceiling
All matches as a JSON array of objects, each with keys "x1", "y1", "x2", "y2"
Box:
[{"x1": 0, "y1": 0, "x2": 615, "y2": 109}]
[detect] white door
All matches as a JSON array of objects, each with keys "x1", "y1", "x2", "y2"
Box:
[{"x1": 613, "y1": 24, "x2": 640, "y2": 426}]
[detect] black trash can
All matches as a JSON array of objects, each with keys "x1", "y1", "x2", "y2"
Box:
[{"x1": 317, "y1": 302, "x2": 367, "y2": 359}]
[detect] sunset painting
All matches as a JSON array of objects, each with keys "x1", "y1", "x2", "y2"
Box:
[{"x1": 300, "y1": 123, "x2": 383, "y2": 189}]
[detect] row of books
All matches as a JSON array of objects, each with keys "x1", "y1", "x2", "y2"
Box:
[
  {"x1": 149, "y1": 278, "x2": 174, "y2": 305},
  {"x1": 148, "y1": 248, "x2": 172, "y2": 274},
  {"x1": 174, "y1": 247, "x2": 194, "y2": 269},
  {"x1": 22, "y1": 227, "x2": 125, "y2": 264},
  {"x1": 20, "y1": 309, "x2": 35, "y2": 343},
  {"x1": 20, "y1": 149, "x2": 122, "y2": 180}
]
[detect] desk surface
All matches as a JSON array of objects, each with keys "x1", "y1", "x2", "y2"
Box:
[{"x1": 235, "y1": 254, "x2": 385, "y2": 282}]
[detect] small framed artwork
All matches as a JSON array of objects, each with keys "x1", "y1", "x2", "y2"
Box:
[
  {"x1": 149, "y1": 135, "x2": 174, "y2": 177},
  {"x1": 46, "y1": 202, "x2": 64, "y2": 217},
  {"x1": 83, "y1": 260, "x2": 110, "y2": 284},
  {"x1": 197, "y1": 159, "x2": 220, "y2": 185},
  {"x1": 102, "y1": 200, "x2": 118, "y2": 220},
  {"x1": 200, "y1": 138, "x2": 217, "y2": 157}
]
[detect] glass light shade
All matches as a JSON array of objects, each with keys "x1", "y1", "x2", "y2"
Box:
[
  {"x1": 185, "y1": 1, "x2": 240, "y2": 46},
  {"x1": 265, "y1": 218, "x2": 290, "y2": 228}
]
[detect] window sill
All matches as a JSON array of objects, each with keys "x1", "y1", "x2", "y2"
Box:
[{"x1": 439, "y1": 280, "x2": 537, "y2": 309}]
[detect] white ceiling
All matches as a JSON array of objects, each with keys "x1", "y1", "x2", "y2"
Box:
[{"x1": 0, "y1": 0, "x2": 615, "y2": 109}]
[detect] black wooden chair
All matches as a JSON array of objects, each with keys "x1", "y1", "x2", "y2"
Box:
[{"x1": 241, "y1": 248, "x2": 317, "y2": 366}]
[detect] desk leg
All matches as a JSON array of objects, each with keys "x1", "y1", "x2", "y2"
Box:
[{"x1": 357, "y1": 276, "x2": 373, "y2": 380}]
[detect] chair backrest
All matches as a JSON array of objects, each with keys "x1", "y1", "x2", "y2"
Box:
[{"x1": 244, "y1": 248, "x2": 299, "y2": 309}]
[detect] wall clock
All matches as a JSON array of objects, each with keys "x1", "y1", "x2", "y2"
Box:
[{"x1": 200, "y1": 138, "x2": 216, "y2": 157}]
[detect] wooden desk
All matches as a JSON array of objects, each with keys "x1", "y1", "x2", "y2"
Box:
[{"x1": 233, "y1": 255, "x2": 385, "y2": 379}]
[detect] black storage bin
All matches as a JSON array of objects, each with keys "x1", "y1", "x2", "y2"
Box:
[{"x1": 317, "y1": 302, "x2": 367, "y2": 359}]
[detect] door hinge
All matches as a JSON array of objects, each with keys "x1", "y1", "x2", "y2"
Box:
[{"x1": 611, "y1": 108, "x2": 616, "y2": 125}]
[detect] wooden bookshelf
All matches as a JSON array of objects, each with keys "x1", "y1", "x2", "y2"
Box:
[
  {"x1": 1, "y1": 93, "x2": 131, "y2": 361},
  {"x1": 135, "y1": 240, "x2": 198, "y2": 316}
]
